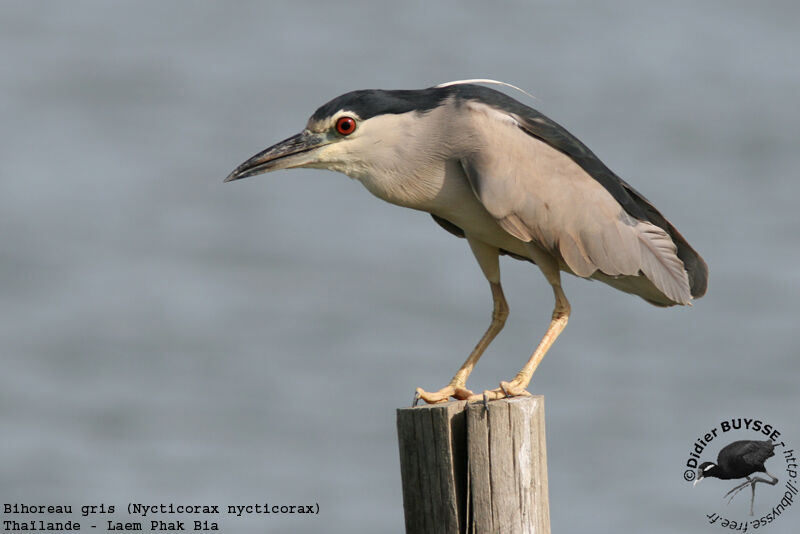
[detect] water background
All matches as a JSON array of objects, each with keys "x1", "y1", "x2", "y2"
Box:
[{"x1": 1, "y1": 1, "x2": 799, "y2": 532}]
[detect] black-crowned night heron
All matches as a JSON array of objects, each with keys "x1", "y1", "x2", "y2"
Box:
[{"x1": 224, "y1": 80, "x2": 708, "y2": 404}]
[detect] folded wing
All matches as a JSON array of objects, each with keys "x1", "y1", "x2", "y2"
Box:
[{"x1": 460, "y1": 102, "x2": 693, "y2": 305}]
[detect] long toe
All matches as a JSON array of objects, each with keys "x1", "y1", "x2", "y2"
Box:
[
  {"x1": 724, "y1": 480, "x2": 750, "y2": 498},
  {"x1": 724, "y1": 480, "x2": 752, "y2": 504},
  {"x1": 414, "y1": 385, "x2": 474, "y2": 405},
  {"x1": 467, "y1": 381, "x2": 532, "y2": 403},
  {"x1": 452, "y1": 386, "x2": 474, "y2": 400},
  {"x1": 468, "y1": 389, "x2": 505, "y2": 403},
  {"x1": 499, "y1": 379, "x2": 533, "y2": 398}
]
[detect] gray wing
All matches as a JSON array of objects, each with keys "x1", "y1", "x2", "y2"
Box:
[
  {"x1": 460, "y1": 101, "x2": 692, "y2": 305},
  {"x1": 443, "y1": 83, "x2": 707, "y2": 299},
  {"x1": 513, "y1": 107, "x2": 708, "y2": 299}
]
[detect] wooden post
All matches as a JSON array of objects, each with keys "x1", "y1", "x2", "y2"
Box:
[{"x1": 397, "y1": 396, "x2": 550, "y2": 534}]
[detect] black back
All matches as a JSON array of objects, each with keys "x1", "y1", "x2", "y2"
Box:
[{"x1": 717, "y1": 440, "x2": 775, "y2": 479}]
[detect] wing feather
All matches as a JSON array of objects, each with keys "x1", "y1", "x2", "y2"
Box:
[
  {"x1": 460, "y1": 102, "x2": 692, "y2": 305},
  {"x1": 636, "y1": 223, "x2": 692, "y2": 304},
  {"x1": 741, "y1": 441, "x2": 775, "y2": 467},
  {"x1": 441, "y1": 83, "x2": 707, "y2": 299},
  {"x1": 497, "y1": 214, "x2": 533, "y2": 242},
  {"x1": 719, "y1": 440, "x2": 775, "y2": 472}
]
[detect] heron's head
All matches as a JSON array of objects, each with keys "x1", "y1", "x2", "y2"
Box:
[
  {"x1": 224, "y1": 87, "x2": 455, "y2": 184},
  {"x1": 694, "y1": 462, "x2": 718, "y2": 486}
]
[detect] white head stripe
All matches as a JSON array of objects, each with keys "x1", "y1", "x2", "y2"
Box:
[
  {"x1": 703, "y1": 464, "x2": 715, "y2": 471},
  {"x1": 435, "y1": 79, "x2": 537, "y2": 101}
]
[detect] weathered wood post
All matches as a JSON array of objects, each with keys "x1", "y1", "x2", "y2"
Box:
[{"x1": 397, "y1": 396, "x2": 550, "y2": 534}]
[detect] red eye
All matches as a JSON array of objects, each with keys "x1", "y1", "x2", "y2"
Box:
[{"x1": 335, "y1": 116, "x2": 356, "y2": 136}]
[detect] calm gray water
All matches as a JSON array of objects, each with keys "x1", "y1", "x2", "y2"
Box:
[{"x1": 2, "y1": 1, "x2": 799, "y2": 533}]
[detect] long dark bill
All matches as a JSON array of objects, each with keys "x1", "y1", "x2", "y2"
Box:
[{"x1": 224, "y1": 131, "x2": 327, "y2": 182}]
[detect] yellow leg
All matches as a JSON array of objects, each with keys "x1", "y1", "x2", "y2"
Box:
[
  {"x1": 473, "y1": 245, "x2": 570, "y2": 402},
  {"x1": 415, "y1": 282, "x2": 509, "y2": 404}
]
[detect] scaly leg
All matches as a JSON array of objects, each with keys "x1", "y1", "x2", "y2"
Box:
[
  {"x1": 724, "y1": 471, "x2": 778, "y2": 516},
  {"x1": 415, "y1": 238, "x2": 507, "y2": 404},
  {"x1": 415, "y1": 281, "x2": 509, "y2": 404},
  {"x1": 475, "y1": 245, "x2": 569, "y2": 402}
]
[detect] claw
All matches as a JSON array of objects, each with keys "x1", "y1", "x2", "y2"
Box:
[
  {"x1": 483, "y1": 392, "x2": 489, "y2": 410},
  {"x1": 412, "y1": 390, "x2": 421, "y2": 407},
  {"x1": 499, "y1": 382, "x2": 511, "y2": 398}
]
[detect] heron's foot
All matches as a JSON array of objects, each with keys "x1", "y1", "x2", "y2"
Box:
[
  {"x1": 468, "y1": 379, "x2": 533, "y2": 403},
  {"x1": 724, "y1": 479, "x2": 752, "y2": 504},
  {"x1": 414, "y1": 383, "x2": 474, "y2": 405}
]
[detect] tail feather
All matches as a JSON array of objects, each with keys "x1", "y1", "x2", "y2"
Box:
[
  {"x1": 617, "y1": 183, "x2": 708, "y2": 299},
  {"x1": 637, "y1": 223, "x2": 692, "y2": 304}
]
